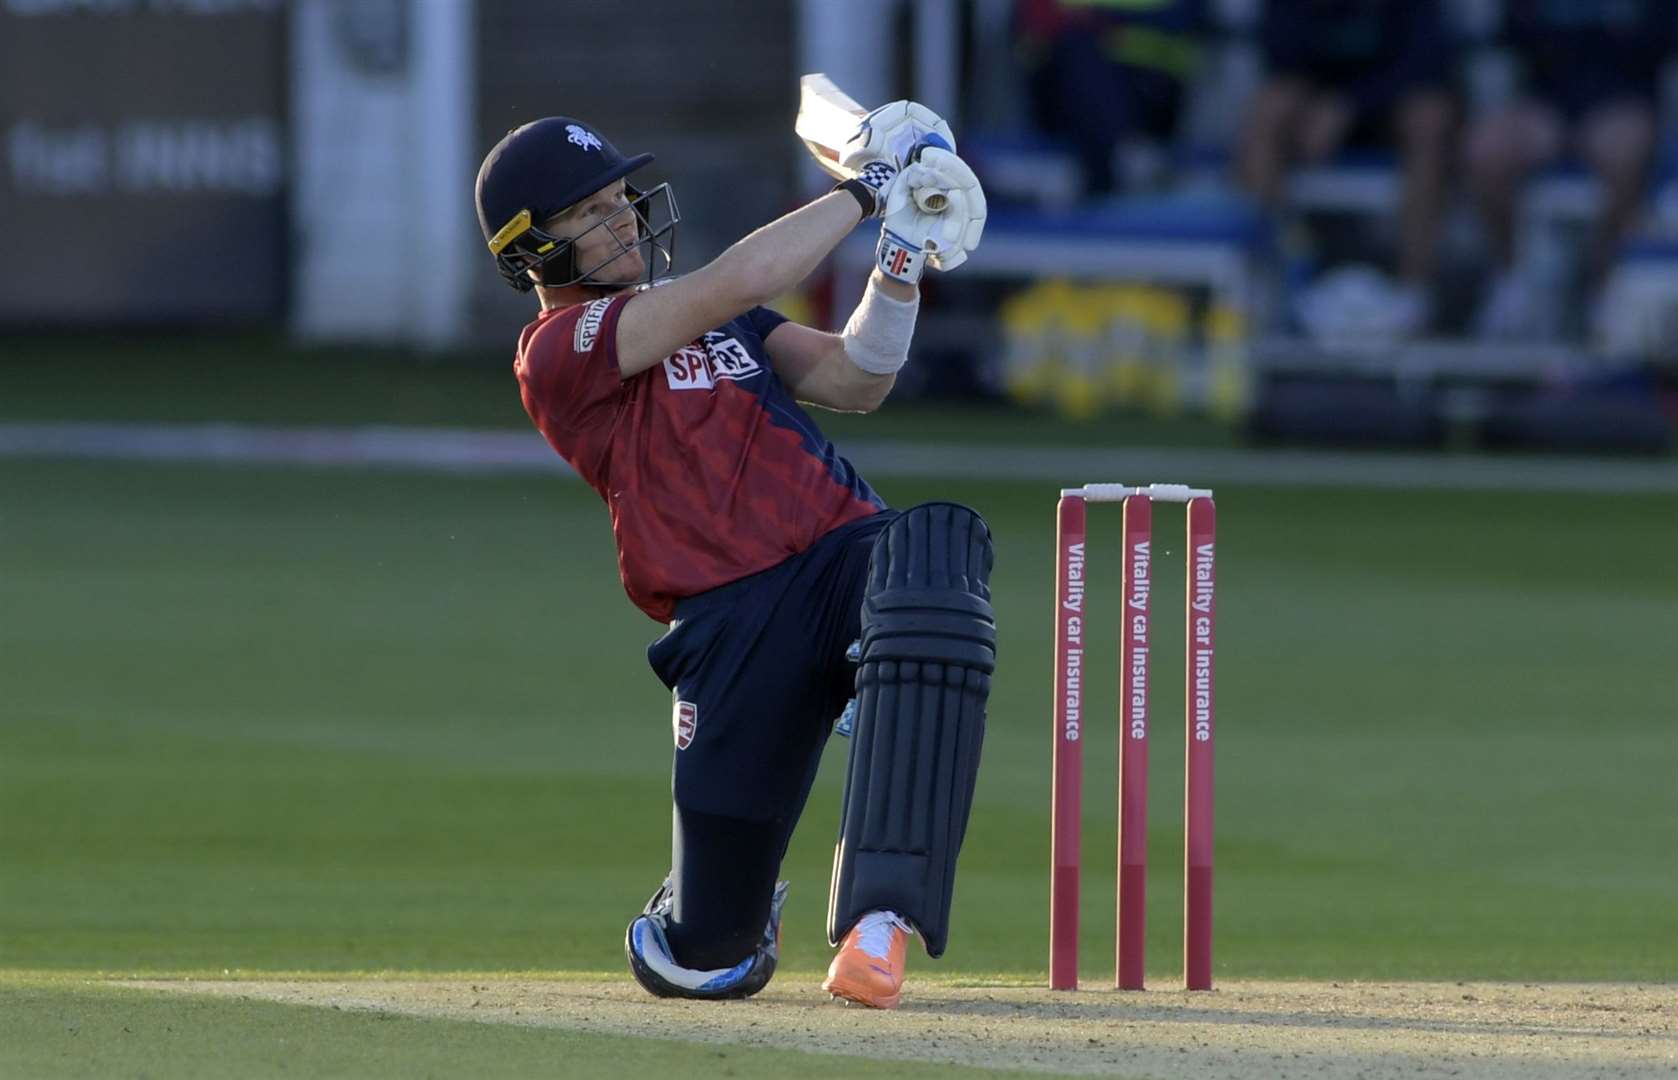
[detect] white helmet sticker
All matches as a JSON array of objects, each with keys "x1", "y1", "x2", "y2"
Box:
[{"x1": 566, "y1": 124, "x2": 603, "y2": 152}]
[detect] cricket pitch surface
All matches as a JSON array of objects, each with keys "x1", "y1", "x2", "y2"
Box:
[{"x1": 125, "y1": 977, "x2": 1676, "y2": 1078}]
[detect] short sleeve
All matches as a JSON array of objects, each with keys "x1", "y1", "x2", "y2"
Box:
[
  {"x1": 517, "y1": 294, "x2": 634, "y2": 433},
  {"x1": 743, "y1": 305, "x2": 791, "y2": 343}
]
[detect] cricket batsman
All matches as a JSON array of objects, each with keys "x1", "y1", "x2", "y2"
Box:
[{"x1": 474, "y1": 106, "x2": 993, "y2": 1009}]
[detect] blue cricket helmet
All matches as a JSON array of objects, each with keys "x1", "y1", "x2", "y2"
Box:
[{"x1": 475, "y1": 116, "x2": 678, "y2": 292}]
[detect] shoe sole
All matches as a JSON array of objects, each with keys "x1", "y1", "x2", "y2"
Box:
[{"x1": 821, "y1": 974, "x2": 901, "y2": 1010}]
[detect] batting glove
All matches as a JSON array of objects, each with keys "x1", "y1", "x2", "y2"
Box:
[
  {"x1": 845, "y1": 159, "x2": 900, "y2": 220},
  {"x1": 875, "y1": 222, "x2": 927, "y2": 285},
  {"x1": 877, "y1": 148, "x2": 988, "y2": 281},
  {"x1": 839, "y1": 100, "x2": 956, "y2": 218}
]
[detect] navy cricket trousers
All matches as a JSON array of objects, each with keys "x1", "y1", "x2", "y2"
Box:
[{"x1": 644, "y1": 511, "x2": 895, "y2": 968}]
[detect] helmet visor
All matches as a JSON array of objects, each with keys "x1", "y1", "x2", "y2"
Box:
[{"x1": 564, "y1": 181, "x2": 679, "y2": 287}]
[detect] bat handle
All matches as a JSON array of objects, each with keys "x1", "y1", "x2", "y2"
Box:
[{"x1": 906, "y1": 134, "x2": 953, "y2": 214}]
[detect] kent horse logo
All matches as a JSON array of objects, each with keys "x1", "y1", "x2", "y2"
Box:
[
  {"x1": 663, "y1": 332, "x2": 761, "y2": 390},
  {"x1": 566, "y1": 124, "x2": 603, "y2": 152}
]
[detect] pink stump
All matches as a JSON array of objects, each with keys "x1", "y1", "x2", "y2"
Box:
[
  {"x1": 1184, "y1": 497, "x2": 1216, "y2": 991},
  {"x1": 1050, "y1": 494, "x2": 1087, "y2": 990},
  {"x1": 1117, "y1": 495, "x2": 1152, "y2": 990}
]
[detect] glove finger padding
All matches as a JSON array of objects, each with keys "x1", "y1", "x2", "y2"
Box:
[
  {"x1": 841, "y1": 101, "x2": 956, "y2": 177},
  {"x1": 922, "y1": 189, "x2": 971, "y2": 261},
  {"x1": 888, "y1": 160, "x2": 954, "y2": 217},
  {"x1": 877, "y1": 169, "x2": 941, "y2": 284},
  {"x1": 883, "y1": 149, "x2": 986, "y2": 274},
  {"x1": 912, "y1": 148, "x2": 986, "y2": 273}
]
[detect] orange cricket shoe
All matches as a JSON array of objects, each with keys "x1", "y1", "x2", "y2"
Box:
[{"x1": 822, "y1": 910, "x2": 914, "y2": 1009}]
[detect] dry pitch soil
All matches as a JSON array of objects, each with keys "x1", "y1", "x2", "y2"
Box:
[{"x1": 125, "y1": 977, "x2": 1677, "y2": 1078}]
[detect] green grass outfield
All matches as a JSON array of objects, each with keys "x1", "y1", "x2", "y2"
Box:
[
  {"x1": 3, "y1": 460, "x2": 1676, "y2": 1073},
  {"x1": 0, "y1": 331, "x2": 1232, "y2": 447}
]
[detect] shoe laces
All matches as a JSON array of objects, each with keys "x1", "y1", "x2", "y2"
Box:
[{"x1": 854, "y1": 910, "x2": 912, "y2": 960}]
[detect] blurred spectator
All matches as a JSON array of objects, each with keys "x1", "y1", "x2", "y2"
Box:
[
  {"x1": 1016, "y1": 0, "x2": 1209, "y2": 199},
  {"x1": 1466, "y1": 0, "x2": 1678, "y2": 340},
  {"x1": 1237, "y1": 0, "x2": 1455, "y2": 338}
]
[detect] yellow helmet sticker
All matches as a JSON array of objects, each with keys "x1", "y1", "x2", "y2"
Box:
[{"x1": 488, "y1": 208, "x2": 533, "y2": 255}]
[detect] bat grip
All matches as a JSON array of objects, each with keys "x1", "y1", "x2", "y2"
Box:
[
  {"x1": 913, "y1": 189, "x2": 949, "y2": 214},
  {"x1": 906, "y1": 134, "x2": 953, "y2": 214}
]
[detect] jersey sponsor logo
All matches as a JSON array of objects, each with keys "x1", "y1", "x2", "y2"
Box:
[
  {"x1": 574, "y1": 297, "x2": 611, "y2": 352},
  {"x1": 566, "y1": 124, "x2": 603, "y2": 152},
  {"x1": 664, "y1": 346, "x2": 715, "y2": 389},
  {"x1": 662, "y1": 332, "x2": 761, "y2": 391},
  {"x1": 673, "y1": 699, "x2": 698, "y2": 750},
  {"x1": 704, "y1": 331, "x2": 759, "y2": 379}
]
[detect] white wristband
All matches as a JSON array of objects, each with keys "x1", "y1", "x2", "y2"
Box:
[{"x1": 841, "y1": 276, "x2": 919, "y2": 375}]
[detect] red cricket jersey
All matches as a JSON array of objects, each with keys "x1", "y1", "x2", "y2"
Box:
[{"x1": 515, "y1": 291, "x2": 885, "y2": 622}]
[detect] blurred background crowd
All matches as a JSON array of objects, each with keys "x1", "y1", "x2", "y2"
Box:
[
  {"x1": 5, "y1": 0, "x2": 1677, "y2": 451},
  {"x1": 965, "y1": 0, "x2": 1678, "y2": 447},
  {"x1": 1002, "y1": 0, "x2": 1678, "y2": 349}
]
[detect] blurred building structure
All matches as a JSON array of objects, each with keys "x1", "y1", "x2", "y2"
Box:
[{"x1": 1, "y1": 0, "x2": 288, "y2": 324}]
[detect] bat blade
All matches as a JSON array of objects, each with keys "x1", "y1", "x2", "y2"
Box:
[
  {"x1": 797, "y1": 72, "x2": 948, "y2": 214},
  {"x1": 796, "y1": 73, "x2": 866, "y2": 181}
]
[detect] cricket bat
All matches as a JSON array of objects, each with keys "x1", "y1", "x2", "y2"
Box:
[{"x1": 796, "y1": 73, "x2": 949, "y2": 214}]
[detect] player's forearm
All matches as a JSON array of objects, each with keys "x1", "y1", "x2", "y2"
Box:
[
  {"x1": 716, "y1": 192, "x2": 864, "y2": 308},
  {"x1": 831, "y1": 268, "x2": 918, "y2": 414},
  {"x1": 822, "y1": 362, "x2": 896, "y2": 413}
]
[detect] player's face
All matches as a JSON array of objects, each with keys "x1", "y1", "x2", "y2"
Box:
[{"x1": 546, "y1": 180, "x2": 644, "y2": 284}]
